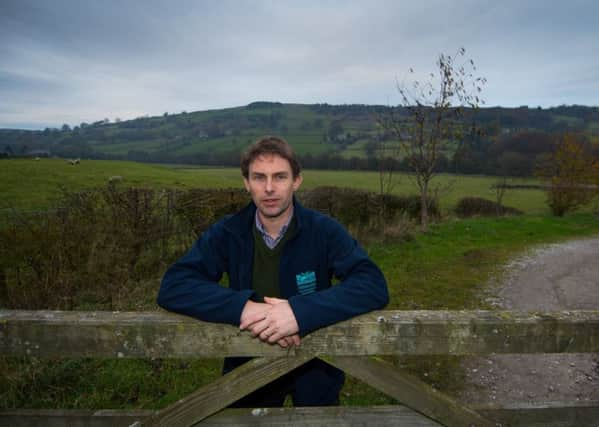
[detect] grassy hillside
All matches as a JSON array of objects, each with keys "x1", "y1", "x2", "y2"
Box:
[
  {"x1": 88, "y1": 104, "x2": 336, "y2": 156},
  {"x1": 0, "y1": 158, "x2": 552, "y2": 213},
  {"x1": 2, "y1": 103, "x2": 598, "y2": 168}
]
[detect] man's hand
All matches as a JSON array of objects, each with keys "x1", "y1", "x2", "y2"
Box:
[
  {"x1": 239, "y1": 300, "x2": 269, "y2": 330},
  {"x1": 240, "y1": 297, "x2": 300, "y2": 347},
  {"x1": 260, "y1": 297, "x2": 300, "y2": 344}
]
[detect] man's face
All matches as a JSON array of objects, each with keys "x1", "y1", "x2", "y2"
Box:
[{"x1": 243, "y1": 154, "x2": 302, "y2": 221}]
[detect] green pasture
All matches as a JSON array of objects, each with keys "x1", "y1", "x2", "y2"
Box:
[
  {"x1": 2, "y1": 211, "x2": 599, "y2": 409},
  {"x1": 285, "y1": 135, "x2": 332, "y2": 155},
  {"x1": 1, "y1": 158, "x2": 552, "y2": 214},
  {"x1": 2, "y1": 157, "x2": 599, "y2": 409},
  {"x1": 553, "y1": 114, "x2": 584, "y2": 127},
  {"x1": 96, "y1": 140, "x2": 167, "y2": 155},
  {"x1": 340, "y1": 139, "x2": 370, "y2": 158},
  {"x1": 0, "y1": 159, "x2": 240, "y2": 210}
]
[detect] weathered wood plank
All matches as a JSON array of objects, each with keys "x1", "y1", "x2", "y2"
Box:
[
  {"x1": 3, "y1": 403, "x2": 599, "y2": 427},
  {"x1": 0, "y1": 407, "x2": 440, "y2": 427},
  {"x1": 1, "y1": 309, "x2": 598, "y2": 358},
  {"x1": 475, "y1": 401, "x2": 599, "y2": 427},
  {"x1": 142, "y1": 355, "x2": 313, "y2": 427},
  {"x1": 0, "y1": 409, "x2": 155, "y2": 427},
  {"x1": 326, "y1": 356, "x2": 497, "y2": 427},
  {"x1": 196, "y1": 405, "x2": 442, "y2": 426}
]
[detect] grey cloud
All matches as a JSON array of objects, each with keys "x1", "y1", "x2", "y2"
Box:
[
  {"x1": 1, "y1": 0, "x2": 598, "y2": 128},
  {"x1": 0, "y1": 70, "x2": 65, "y2": 96}
]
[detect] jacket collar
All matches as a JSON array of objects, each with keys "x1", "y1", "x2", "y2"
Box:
[{"x1": 224, "y1": 195, "x2": 305, "y2": 238}]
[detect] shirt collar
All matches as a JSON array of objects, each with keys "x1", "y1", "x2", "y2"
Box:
[{"x1": 255, "y1": 207, "x2": 294, "y2": 249}]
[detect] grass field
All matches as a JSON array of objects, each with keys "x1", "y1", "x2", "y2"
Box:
[
  {"x1": 1, "y1": 158, "x2": 555, "y2": 214},
  {"x1": 3, "y1": 213, "x2": 598, "y2": 410},
  {"x1": 0, "y1": 159, "x2": 241, "y2": 210},
  {"x1": 2, "y1": 157, "x2": 599, "y2": 410}
]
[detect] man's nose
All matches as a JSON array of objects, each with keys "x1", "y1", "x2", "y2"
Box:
[{"x1": 265, "y1": 178, "x2": 273, "y2": 193}]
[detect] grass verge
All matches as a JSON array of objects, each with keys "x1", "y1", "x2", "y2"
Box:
[{"x1": 2, "y1": 213, "x2": 598, "y2": 408}]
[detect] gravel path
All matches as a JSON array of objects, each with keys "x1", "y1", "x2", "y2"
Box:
[{"x1": 459, "y1": 238, "x2": 599, "y2": 406}]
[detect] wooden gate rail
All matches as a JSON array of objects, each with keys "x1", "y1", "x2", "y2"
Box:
[
  {"x1": 1, "y1": 309, "x2": 598, "y2": 427},
  {"x1": 3, "y1": 403, "x2": 599, "y2": 427},
  {"x1": 2, "y1": 309, "x2": 597, "y2": 358}
]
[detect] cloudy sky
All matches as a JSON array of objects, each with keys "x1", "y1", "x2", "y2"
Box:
[{"x1": 1, "y1": 0, "x2": 598, "y2": 129}]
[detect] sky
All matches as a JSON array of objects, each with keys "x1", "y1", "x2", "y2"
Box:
[{"x1": 1, "y1": 0, "x2": 598, "y2": 130}]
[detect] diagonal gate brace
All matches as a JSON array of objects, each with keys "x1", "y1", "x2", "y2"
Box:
[
  {"x1": 326, "y1": 356, "x2": 500, "y2": 427},
  {"x1": 141, "y1": 355, "x2": 314, "y2": 427}
]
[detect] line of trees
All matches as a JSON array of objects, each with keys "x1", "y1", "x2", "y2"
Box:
[
  {"x1": 5, "y1": 130, "x2": 591, "y2": 182},
  {"x1": 2, "y1": 101, "x2": 597, "y2": 165}
]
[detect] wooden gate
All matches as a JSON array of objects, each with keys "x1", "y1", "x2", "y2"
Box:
[{"x1": 1, "y1": 309, "x2": 598, "y2": 426}]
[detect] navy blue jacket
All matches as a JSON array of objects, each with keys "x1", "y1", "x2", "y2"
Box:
[{"x1": 157, "y1": 198, "x2": 389, "y2": 336}]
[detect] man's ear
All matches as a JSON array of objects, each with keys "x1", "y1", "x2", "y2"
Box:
[
  {"x1": 292, "y1": 174, "x2": 303, "y2": 191},
  {"x1": 243, "y1": 177, "x2": 250, "y2": 192}
]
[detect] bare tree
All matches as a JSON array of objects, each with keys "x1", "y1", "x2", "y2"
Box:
[
  {"x1": 380, "y1": 48, "x2": 485, "y2": 231},
  {"x1": 491, "y1": 175, "x2": 508, "y2": 216},
  {"x1": 372, "y1": 128, "x2": 402, "y2": 207}
]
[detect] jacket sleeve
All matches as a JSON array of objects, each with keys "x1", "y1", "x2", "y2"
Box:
[
  {"x1": 156, "y1": 221, "x2": 254, "y2": 326},
  {"x1": 288, "y1": 218, "x2": 389, "y2": 336}
]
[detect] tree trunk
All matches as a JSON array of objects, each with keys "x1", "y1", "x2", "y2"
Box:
[{"x1": 420, "y1": 182, "x2": 429, "y2": 232}]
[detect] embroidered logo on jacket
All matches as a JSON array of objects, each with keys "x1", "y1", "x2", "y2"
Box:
[{"x1": 296, "y1": 271, "x2": 316, "y2": 295}]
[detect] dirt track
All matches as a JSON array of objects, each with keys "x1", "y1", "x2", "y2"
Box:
[{"x1": 459, "y1": 238, "x2": 599, "y2": 405}]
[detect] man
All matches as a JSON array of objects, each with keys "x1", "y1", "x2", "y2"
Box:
[{"x1": 157, "y1": 136, "x2": 388, "y2": 407}]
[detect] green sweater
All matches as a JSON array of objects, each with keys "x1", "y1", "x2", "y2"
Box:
[{"x1": 251, "y1": 217, "x2": 297, "y2": 300}]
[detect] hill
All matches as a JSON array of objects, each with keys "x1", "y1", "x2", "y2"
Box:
[{"x1": 1, "y1": 102, "x2": 598, "y2": 175}]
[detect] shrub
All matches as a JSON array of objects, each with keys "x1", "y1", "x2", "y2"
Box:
[
  {"x1": 454, "y1": 197, "x2": 522, "y2": 218},
  {"x1": 298, "y1": 186, "x2": 374, "y2": 228},
  {"x1": 382, "y1": 194, "x2": 440, "y2": 222},
  {"x1": 381, "y1": 213, "x2": 417, "y2": 243},
  {"x1": 535, "y1": 134, "x2": 598, "y2": 216},
  {"x1": 174, "y1": 188, "x2": 249, "y2": 236},
  {"x1": 299, "y1": 187, "x2": 438, "y2": 227},
  {"x1": 0, "y1": 185, "x2": 190, "y2": 310},
  {"x1": 0, "y1": 185, "x2": 427, "y2": 310}
]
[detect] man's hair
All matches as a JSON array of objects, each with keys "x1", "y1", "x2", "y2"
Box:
[{"x1": 240, "y1": 136, "x2": 301, "y2": 179}]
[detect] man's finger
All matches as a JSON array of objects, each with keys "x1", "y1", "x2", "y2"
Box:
[
  {"x1": 290, "y1": 334, "x2": 301, "y2": 346},
  {"x1": 263, "y1": 300, "x2": 300, "y2": 340},
  {"x1": 246, "y1": 319, "x2": 269, "y2": 337},
  {"x1": 277, "y1": 336, "x2": 295, "y2": 348},
  {"x1": 279, "y1": 334, "x2": 300, "y2": 347},
  {"x1": 268, "y1": 330, "x2": 286, "y2": 343},
  {"x1": 239, "y1": 312, "x2": 266, "y2": 330},
  {"x1": 264, "y1": 296, "x2": 285, "y2": 305},
  {"x1": 239, "y1": 300, "x2": 270, "y2": 330},
  {"x1": 259, "y1": 327, "x2": 277, "y2": 341}
]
